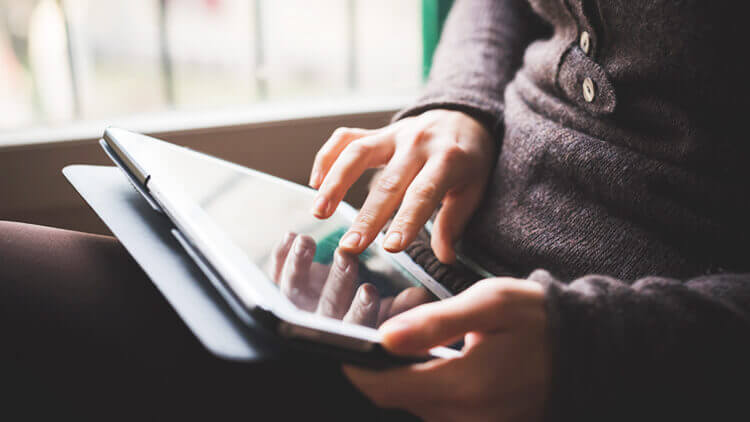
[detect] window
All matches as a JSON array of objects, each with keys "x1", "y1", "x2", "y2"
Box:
[{"x1": 0, "y1": 0, "x2": 423, "y2": 132}]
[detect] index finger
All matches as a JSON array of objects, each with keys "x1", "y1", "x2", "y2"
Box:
[
  {"x1": 338, "y1": 154, "x2": 423, "y2": 254},
  {"x1": 310, "y1": 127, "x2": 372, "y2": 189}
]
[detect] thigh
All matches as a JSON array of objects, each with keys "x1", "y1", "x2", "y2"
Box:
[
  {"x1": 0, "y1": 220, "x2": 205, "y2": 367},
  {"x1": 0, "y1": 222, "x2": 411, "y2": 421}
]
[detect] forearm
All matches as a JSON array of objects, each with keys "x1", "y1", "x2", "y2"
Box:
[
  {"x1": 530, "y1": 269, "x2": 750, "y2": 421},
  {"x1": 395, "y1": 0, "x2": 548, "y2": 136}
]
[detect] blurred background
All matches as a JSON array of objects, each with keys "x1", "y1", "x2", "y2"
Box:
[{"x1": 0, "y1": 0, "x2": 424, "y2": 133}]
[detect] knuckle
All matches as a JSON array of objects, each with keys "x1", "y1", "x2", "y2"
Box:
[
  {"x1": 475, "y1": 278, "x2": 514, "y2": 307},
  {"x1": 367, "y1": 169, "x2": 385, "y2": 190},
  {"x1": 408, "y1": 128, "x2": 432, "y2": 147},
  {"x1": 353, "y1": 209, "x2": 378, "y2": 230},
  {"x1": 439, "y1": 145, "x2": 468, "y2": 166},
  {"x1": 488, "y1": 284, "x2": 510, "y2": 307},
  {"x1": 374, "y1": 173, "x2": 403, "y2": 195},
  {"x1": 396, "y1": 127, "x2": 431, "y2": 149},
  {"x1": 392, "y1": 208, "x2": 420, "y2": 231},
  {"x1": 331, "y1": 127, "x2": 350, "y2": 139},
  {"x1": 320, "y1": 175, "x2": 344, "y2": 195},
  {"x1": 313, "y1": 148, "x2": 328, "y2": 165},
  {"x1": 344, "y1": 140, "x2": 372, "y2": 157},
  {"x1": 410, "y1": 181, "x2": 439, "y2": 202}
]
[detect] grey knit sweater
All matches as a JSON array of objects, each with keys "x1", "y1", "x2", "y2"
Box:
[{"x1": 397, "y1": 0, "x2": 750, "y2": 420}]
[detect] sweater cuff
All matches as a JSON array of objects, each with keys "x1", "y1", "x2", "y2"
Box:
[
  {"x1": 392, "y1": 91, "x2": 505, "y2": 141},
  {"x1": 527, "y1": 269, "x2": 623, "y2": 422}
]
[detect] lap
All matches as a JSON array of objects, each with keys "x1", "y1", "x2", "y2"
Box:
[{"x1": 0, "y1": 221, "x2": 406, "y2": 421}]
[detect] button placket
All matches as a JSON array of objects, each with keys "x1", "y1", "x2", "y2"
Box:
[
  {"x1": 578, "y1": 25, "x2": 595, "y2": 103},
  {"x1": 565, "y1": 0, "x2": 598, "y2": 57},
  {"x1": 557, "y1": 47, "x2": 616, "y2": 115},
  {"x1": 554, "y1": 0, "x2": 614, "y2": 114}
]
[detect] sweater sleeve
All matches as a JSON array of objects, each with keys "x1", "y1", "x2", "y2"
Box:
[
  {"x1": 528, "y1": 269, "x2": 750, "y2": 421},
  {"x1": 394, "y1": 0, "x2": 548, "y2": 137}
]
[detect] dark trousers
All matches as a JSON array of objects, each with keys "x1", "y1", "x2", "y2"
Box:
[{"x1": 0, "y1": 221, "x2": 413, "y2": 421}]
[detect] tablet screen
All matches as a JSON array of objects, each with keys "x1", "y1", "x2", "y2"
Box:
[{"x1": 152, "y1": 144, "x2": 444, "y2": 329}]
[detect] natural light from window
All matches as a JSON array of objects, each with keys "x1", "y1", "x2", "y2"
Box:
[{"x1": 0, "y1": 0, "x2": 422, "y2": 133}]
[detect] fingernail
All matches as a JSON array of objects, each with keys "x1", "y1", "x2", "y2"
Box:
[
  {"x1": 333, "y1": 250, "x2": 350, "y2": 272},
  {"x1": 309, "y1": 171, "x2": 321, "y2": 188},
  {"x1": 283, "y1": 231, "x2": 296, "y2": 245},
  {"x1": 383, "y1": 232, "x2": 402, "y2": 251},
  {"x1": 312, "y1": 196, "x2": 329, "y2": 217},
  {"x1": 340, "y1": 232, "x2": 361, "y2": 249},
  {"x1": 359, "y1": 284, "x2": 375, "y2": 306},
  {"x1": 293, "y1": 237, "x2": 308, "y2": 256}
]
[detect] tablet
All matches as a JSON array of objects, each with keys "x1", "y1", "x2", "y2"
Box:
[{"x1": 101, "y1": 128, "x2": 460, "y2": 365}]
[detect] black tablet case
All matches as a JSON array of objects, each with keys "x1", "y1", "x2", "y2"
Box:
[{"x1": 63, "y1": 164, "x2": 278, "y2": 361}]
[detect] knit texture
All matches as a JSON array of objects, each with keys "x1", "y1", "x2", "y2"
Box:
[{"x1": 395, "y1": 0, "x2": 750, "y2": 420}]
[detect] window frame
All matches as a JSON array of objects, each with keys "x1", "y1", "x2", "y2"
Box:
[{"x1": 421, "y1": 0, "x2": 453, "y2": 80}]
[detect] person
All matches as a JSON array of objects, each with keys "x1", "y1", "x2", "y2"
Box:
[
  {"x1": 2, "y1": 0, "x2": 749, "y2": 421},
  {"x1": 305, "y1": 0, "x2": 750, "y2": 420}
]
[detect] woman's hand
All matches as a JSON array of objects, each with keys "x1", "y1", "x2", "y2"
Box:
[
  {"x1": 309, "y1": 109, "x2": 495, "y2": 263},
  {"x1": 343, "y1": 278, "x2": 550, "y2": 422}
]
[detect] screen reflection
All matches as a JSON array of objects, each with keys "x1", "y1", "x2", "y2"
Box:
[
  {"x1": 270, "y1": 231, "x2": 434, "y2": 328},
  {"x1": 144, "y1": 139, "x2": 438, "y2": 329}
]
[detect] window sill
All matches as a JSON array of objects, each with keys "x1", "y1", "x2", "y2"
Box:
[{"x1": 0, "y1": 95, "x2": 409, "y2": 149}]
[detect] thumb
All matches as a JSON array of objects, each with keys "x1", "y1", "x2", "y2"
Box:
[{"x1": 380, "y1": 279, "x2": 513, "y2": 355}]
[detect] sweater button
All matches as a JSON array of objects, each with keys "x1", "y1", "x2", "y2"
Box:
[
  {"x1": 580, "y1": 31, "x2": 591, "y2": 55},
  {"x1": 582, "y1": 77, "x2": 596, "y2": 102}
]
